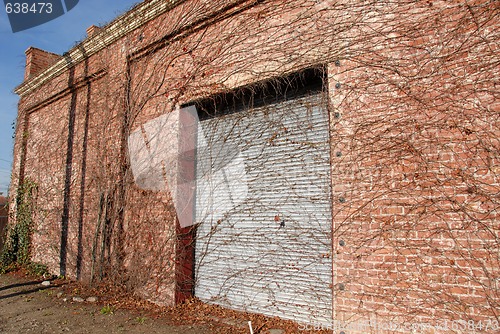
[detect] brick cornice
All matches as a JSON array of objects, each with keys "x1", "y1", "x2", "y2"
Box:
[{"x1": 15, "y1": 0, "x2": 184, "y2": 97}]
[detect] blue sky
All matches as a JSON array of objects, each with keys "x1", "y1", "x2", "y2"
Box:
[{"x1": 0, "y1": 1, "x2": 141, "y2": 196}]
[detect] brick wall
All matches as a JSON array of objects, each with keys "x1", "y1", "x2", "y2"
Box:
[
  {"x1": 24, "y1": 47, "x2": 62, "y2": 80},
  {"x1": 11, "y1": 0, "x2": 499, "y2": 330}
]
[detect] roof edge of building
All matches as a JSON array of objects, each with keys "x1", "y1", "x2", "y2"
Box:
[{"x1": 15, "y1": 0, "x2": 185, "y2": 98}]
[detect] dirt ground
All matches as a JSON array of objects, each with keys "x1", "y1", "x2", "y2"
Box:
[{"x1": 0, "y1": 270, "x2": 310, "y2": 334}]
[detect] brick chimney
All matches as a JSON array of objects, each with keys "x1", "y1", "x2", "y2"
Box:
[
  {"x1": 86, "y1": 25, "x2": 101, "y2": 37},
  {"x1": 24, "y1": 47, "x2": 62, "y2": 80}
]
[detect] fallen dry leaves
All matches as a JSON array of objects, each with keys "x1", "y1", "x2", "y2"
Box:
[{"x1": 7, "y1": 269, "x2": 331, "y2": 334}]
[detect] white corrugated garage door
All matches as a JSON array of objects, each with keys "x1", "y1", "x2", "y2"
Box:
[{"x1": 194, "y1": 83, "x2": 332, "y2": 324}]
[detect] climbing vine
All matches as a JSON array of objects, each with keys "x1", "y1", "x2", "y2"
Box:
[
  {"x1": 0, "y1": 179, "x2": 38, "y2": 273},
  {"x1": 9, "y1": 0, "x2": 499, "y2": 328}
]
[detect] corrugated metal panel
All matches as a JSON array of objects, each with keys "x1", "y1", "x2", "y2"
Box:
[{"x1": 194, "y1": 92, "x2": 332, "y2": 324}]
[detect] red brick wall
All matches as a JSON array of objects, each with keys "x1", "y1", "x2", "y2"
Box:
[
  {"x1": 11, "y1": 0, "x2": 499, "y2": 329},
  {"x1": 24, "y1": 47, "x2": 62, "y2": 80}
]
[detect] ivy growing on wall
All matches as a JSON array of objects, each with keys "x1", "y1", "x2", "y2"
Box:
[{"x1": 0, "y1": 179, "x2": 40, "y2": 273}]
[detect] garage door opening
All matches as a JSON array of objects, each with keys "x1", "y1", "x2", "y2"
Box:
[{"x1": 190, "y1": 68, "x2": 333, "y2": 324}]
